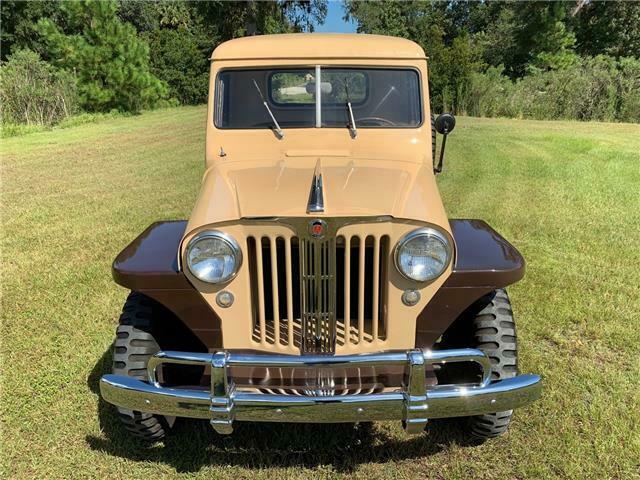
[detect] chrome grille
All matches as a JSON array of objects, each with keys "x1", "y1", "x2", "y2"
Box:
[
  {"x1": 300, "y1": 237, "x2": 337, "y2": 354},
  {"x1": 247, "y1": 219, "x2": 389, "y2": 354}
]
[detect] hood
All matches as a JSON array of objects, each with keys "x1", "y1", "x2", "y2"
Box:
[{"x1": 185, "y1": 156, "x2": 449, "y2": 233}]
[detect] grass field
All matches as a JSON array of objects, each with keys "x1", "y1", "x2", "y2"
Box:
[{"x1": 2, "y1": 106, "x2": 639, "y2": 479}]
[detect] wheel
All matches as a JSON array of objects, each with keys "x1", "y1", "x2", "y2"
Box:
[
  {"x1": 436, "y1": 289, "x2": 518, "y2": 441},
  {"x1": 111, "y1": 292, "x2": 171, "y2": 441},
  {"x1": 467, "y1": 289, "x2": 517, "y2": 439}
]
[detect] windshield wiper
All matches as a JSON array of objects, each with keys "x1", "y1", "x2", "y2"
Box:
[
  {"x1": 252, "y1": 79, "x2": 284, "y2": 139},
  {"x1": 343, "y1": 82, "x2": 357, "y2": 138},
  {"x1": 347, "y1": 101, "x2": 357, "y2": 138}
]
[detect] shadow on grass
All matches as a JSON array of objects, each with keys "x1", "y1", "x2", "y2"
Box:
[{"x1": 87, "y1": 348, "x2": 480, "y2": 473}]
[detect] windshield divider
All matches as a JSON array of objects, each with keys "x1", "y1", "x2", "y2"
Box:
[{"x1": 315, "y1": 65, "x2": 322, "y2": 128}]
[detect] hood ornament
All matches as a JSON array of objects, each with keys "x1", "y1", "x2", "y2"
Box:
[{"x1": 306, "y1": 159, "x2": 324, "y2": 213}]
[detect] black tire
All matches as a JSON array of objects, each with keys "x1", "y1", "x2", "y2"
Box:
[
  {"x1": 435, "y1": 289, "x2": 518, "y2": 441},
  {"x1": 112, "y1": 292, "x2": 171, "y2": 441},
  {"x1": 466, "y1": 289, "x2": 518, "y2": 439}
]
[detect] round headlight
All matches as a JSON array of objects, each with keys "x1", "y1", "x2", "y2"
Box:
[
  {"x1": 186, "y1": 231, "x2": 242, "y2": 284},
  {"x1": 395, "y1": 228, "x2": 452, "y2": 282}
]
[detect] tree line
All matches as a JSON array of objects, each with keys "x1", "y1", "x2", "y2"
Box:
[
  {"x1": 0, "y1": 0, "x2": 326, "y2": 129},
  {"x1": 345, "y1": 1, "x2": 640, "y2": 122},
  {"x1": 1, "y1": 0, "x2": 638, "y2": 131}
]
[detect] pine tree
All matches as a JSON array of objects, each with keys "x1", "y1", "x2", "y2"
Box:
[
  {"x1": 37, "y1": 0, "x2": 167, "y2": 113},
  {"x1": 527, "y1": 2, "x2": 578, "y2": 73}
]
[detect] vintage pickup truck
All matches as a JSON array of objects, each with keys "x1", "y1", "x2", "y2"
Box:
[{"x1": 100, "y1": 33, "x2": 541, "y2": 442}]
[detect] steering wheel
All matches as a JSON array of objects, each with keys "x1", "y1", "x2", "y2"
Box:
[{"x1": 355, "y1": 117, "x2": 397, "y2": 127}]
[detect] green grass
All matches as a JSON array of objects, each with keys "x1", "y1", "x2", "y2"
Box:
[
  {"x1": 0, "y1": 111, "x2": 132, "y2": 138},
  {"x1": 2, "y1": 106, "x2": 639, "y2": 479}
]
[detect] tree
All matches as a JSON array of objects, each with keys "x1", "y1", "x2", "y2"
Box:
[
  {"x1": 344, "y1": 1, "x2": 482, "y2": 113},
  {"x1": 0, "y1": 1, "x2": 63, "y2": 61},
  {"x1": 571, "y1": 1, "x2": 640, "y2": 59},
  {"x1": 115, "y1": 0, "x2": 327, "y2": 105},
  {"x1": 469, "y1": 2, "x2": 520, "y2": 75},
  {"x1": 145, "y1": 26, "x2": 211, "y2": 105},
  {"x1": 115, "y1": 0, "x2": 161, "y2": 33},
  {"x1": 475, "y1": 1, "x2": 578, "y2": 77},
  {"x1": 114, "y1": 1, "x2": 214, "y2": 105},
  {"x1": 0, "y1": 49, "x2": 78, "y2": 126},
  {"x1": 37, "y1": 0, "x2": 166, "y2": 113},
  {"x1": 520, "y1": 2, "x2": 578, "y2": 74},
  {"x1": 195, "y1": 1, "x2": 327, "y2": 39}
]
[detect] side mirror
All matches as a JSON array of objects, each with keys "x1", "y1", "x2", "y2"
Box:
[
  {"x1": 433, "y1": 113, "x2": 456, "y2": 174},
  {"x1": 435, "y1": 113, "x2": 456, "y2": 134}
]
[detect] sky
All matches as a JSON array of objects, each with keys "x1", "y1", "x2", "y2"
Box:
[{"x1": 314, "y1": 1, "x2": 358, "y2": 33}]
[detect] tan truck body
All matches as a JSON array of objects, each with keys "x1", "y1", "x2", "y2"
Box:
[{"x1": 100, "y1": 34, "x2": 541, "y2": 439}]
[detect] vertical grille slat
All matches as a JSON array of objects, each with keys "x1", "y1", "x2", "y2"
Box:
[
  {"x1": 378, "y1": 235, "x2": 389, "y2": 341},
  {"x1": 284, "y1": 236, "x2": 294, "y2": 346},
  {"x1": 343, "y1": 235, "x2": 351, "y2": 345},
  {"x1": 248, "y1": 222, "x2": 390, "y2": 353},
  {"x1": 372, "y1": 236, "x2": 380, "y2": 341},
  {"x1": 270, "y1": 237, "x2": 280, "y2": 344},
  {"x1": 255, "y1": 237, "x2": 266, "y2": 344}
]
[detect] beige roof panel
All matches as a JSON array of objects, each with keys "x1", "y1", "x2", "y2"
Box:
[{"x1": 211, "y1": 33, "x2": 426, "y2": 61}]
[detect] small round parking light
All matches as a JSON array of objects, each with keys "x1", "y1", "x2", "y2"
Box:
[
  {"x1": 402, "y1": 289, "x2": 421, "y2": 306},
  {"x1": 216, "y1": 290, "x2": 235, "y2": 308}
]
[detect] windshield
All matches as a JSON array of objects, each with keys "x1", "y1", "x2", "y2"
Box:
[{"x1": 215, "y1": 67, "x2": 422, "y2": 129}]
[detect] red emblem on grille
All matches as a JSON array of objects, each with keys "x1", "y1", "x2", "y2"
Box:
[{"x1": 309, "y1": 219, "x2": 326, "y2": 238}]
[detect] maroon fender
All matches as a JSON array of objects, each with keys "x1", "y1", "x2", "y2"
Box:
[
  {"x1": 416, "y1": 219, "x2": 525, "y2": 348},
  {"x1": 112, "y1": 221, "x2": 222, "y2": 348}
]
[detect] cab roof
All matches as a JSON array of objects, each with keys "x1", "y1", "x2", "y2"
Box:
[{"x1": 211, "y1": 33, "x2": 426, "y2": 61}]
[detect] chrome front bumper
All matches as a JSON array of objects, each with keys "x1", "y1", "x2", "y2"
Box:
[{"x1": 100, "y1": 349, "x2": 541, "y2": 434}]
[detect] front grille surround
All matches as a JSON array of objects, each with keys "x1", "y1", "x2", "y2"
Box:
[{"x1": 246, "y1": 217, "x2": 398, "y2": 354}]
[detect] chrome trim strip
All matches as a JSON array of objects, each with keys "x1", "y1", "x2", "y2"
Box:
[
  {"x1": 228, "y1": 351, "x2": 411, "y2": 367},
  {"x1": 100, "y1": 348, "x2": 542, "y2": 434},
  {"x1": 315, "y1": 65, "x2": 322, "y2": 128}
]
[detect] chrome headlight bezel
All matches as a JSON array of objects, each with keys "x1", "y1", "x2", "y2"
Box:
[
  {"x1": 185, "y1": 230, "x2": 243, "y2": 284},
  {"x1": 394, "y1": 227, "x2": 452, "y2": 283}
]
